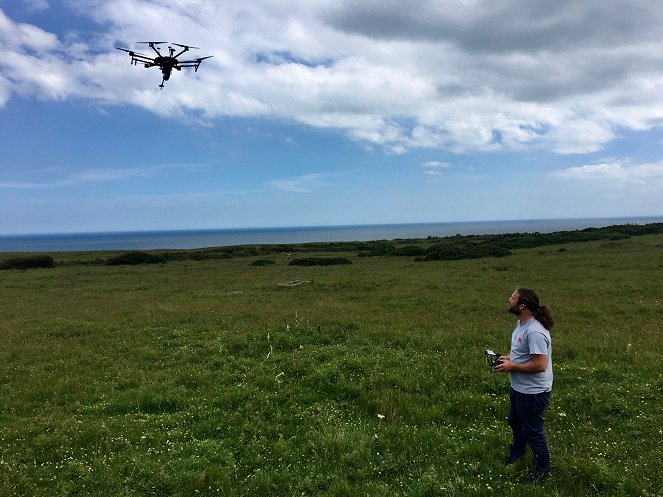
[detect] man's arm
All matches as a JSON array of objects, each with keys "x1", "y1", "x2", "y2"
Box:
[{"x1": 494, "y1": 354, "x2": 547, "y2": 373}]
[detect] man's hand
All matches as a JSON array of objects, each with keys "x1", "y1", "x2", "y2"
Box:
[
  {"x1": 493, "y1": 358, "x2": 512, "y2": 373},
  {"x1": 493, "y1": 354, "x2": 547, "y2": 374}
]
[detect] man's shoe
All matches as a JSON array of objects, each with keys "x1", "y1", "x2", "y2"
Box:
[
  {"x1": 530, "y1": 470, "x2": 550, "y2": 484},
  {"x1": 501, "y1": 455, "x2": 523, "y2": 465}
]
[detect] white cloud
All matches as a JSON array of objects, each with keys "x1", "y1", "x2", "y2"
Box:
[
  {"x1": 549, "y1": 161, "x2": 663, "y2": 184},
  {"x1": 0, "y1": 162, "x2": 207, "y2": 189},
  {"x1": 268, "y1": 172, "x2": 341, "y2": 193},
  {"x1": 422, "y1": 161, "x2": 454, "y2": 175},
  {"x1": 24, "y1": 1, "x2": 50, "y2": 13},
  {"x1": 3, "y1": 1, "x2": 663, "y2": 155},
  {"x1": 422, "y1": 161, "x2": 453, "y2": 168},
  {"x1": 0, "y1": 10, "x2": 58, "y2": 50}
]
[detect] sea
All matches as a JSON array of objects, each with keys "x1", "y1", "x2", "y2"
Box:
[{"x1": 1, "y1": 216, "x2": 661, "y2": 253}]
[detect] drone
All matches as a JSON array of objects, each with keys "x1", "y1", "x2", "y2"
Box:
[{"x1": 116, "y1": 42, "x2": 213, "y2": 88}]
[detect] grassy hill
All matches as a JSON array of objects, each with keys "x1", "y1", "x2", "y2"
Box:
[{"x1": 0, "y1": 228, "x2": 661, "y2": 496}]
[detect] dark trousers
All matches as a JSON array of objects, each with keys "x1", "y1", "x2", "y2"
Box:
[{"x1": 508, "y1": 388, "x2": 551, "y2": 473}]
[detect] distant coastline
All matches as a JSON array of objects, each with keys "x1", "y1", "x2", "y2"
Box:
[{"x1": 1, "y1": 216, "x2": 662, "y2": 253}]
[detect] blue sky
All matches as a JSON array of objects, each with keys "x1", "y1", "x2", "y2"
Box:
[{"x1": 1, "y1": 1, "x2": 663, "y2": 235}]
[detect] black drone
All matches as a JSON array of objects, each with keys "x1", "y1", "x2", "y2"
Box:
[{"x1": 116, "y1": 42, "x2": 213, "y2": 88}]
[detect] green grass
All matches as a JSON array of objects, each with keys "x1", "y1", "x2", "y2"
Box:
[{"x1": 0, "y1": 234, "x2": 661, "y2": 496}]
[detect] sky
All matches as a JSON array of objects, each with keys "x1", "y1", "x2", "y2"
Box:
[{"x1": 1, "y1": 0, "x2": 663, "y2": 235}]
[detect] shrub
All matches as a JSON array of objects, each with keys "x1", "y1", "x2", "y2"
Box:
[
  {"x1": 1, "y1": 255, "x2": 55, "y2": 270},
  {"x1": 106, "y1": 251, "x2": 167, "y2": 266},
  {"x1": 392, "y1": 244, "x2": 429, "y2": 257},
  {"x1": 356, "y1": 241, "x2": 397, "y2": 257},
  {"x1": 416, "y1": 243, "x2": 511, "y2": 261},
  {"x1": 188, "y1": 251, "x2": 232, "y2": 261},
  {"x1": 251, "y1": 259, "x2": 276, "y2": 266},
  {"x1": 289, "y1": 257, "x2": 352, "y2": 266}
]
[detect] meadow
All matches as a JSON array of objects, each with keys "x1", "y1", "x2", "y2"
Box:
[{"x1": 0, "y1": 231, "x2": 661, "y2": 496}]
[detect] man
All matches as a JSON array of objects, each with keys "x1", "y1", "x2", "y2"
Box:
[{"x1": 493, "y1": 287, "x2": 554, "y2": 483}]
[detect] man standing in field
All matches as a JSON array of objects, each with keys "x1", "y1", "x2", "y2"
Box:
[{"x1": 494, "y1": 287, "x2": 554, "y2": 483}]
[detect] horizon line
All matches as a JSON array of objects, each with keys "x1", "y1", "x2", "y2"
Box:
[{"x1": 2, "y1": 215, "x2": 662, "y2": 238}]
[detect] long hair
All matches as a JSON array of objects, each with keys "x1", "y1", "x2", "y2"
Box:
[{"x1": 517, "y1": 287, "x2": 554, "y2": 330}]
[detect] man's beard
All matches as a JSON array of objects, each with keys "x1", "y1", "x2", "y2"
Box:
[{"x1": 508, "y1": 304, "x2": 521, "y2": 316}]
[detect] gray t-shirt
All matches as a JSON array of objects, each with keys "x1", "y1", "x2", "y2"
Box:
[{"x1": 509, "y1": 317, "x2": 553, "y2": 394}]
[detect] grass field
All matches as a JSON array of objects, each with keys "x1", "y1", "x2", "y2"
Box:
[{"x1": 0, "y1": 233, "x2": 661, "y2": 496}]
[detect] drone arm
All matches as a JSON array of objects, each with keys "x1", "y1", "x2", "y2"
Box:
[
  {"x1": 131, "y1": 55, "x2": 156, "y2": 65},
  {"x1": 176, "y1": 62, "x2": 203, "y2": 72},
  {"x1": 173, "y1": 47, "x2": 189, "y2": 59},
  {"x1": 117, "y1": 49, "x2": 156, "y2": 66},
  {"x1": 177, "y1": 56, "x2": 212, "y2": 71}
]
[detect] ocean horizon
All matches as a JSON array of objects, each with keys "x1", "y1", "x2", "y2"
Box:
[{"x1": 1, "y1": 216, "x2": 662, "y2": 253}]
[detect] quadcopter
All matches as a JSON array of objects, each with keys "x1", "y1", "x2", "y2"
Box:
[{"x1": 116, "y1": 42, "x2": 213, "y2": 88}]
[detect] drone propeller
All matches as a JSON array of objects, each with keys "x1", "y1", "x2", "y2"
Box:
[
  {"x1": 172, "y1": 43, "x2": 199, "y2": 50},
  {"x1": 137, "y1": 41, "x2": 167, "y2": 45}
]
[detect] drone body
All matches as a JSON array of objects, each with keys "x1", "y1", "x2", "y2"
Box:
[{"x1": 116, "y1": 42, "x2": 212, "y2": 88}]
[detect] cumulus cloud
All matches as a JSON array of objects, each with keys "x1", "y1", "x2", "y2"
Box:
[
  {"x1": 3, "y1": 1, "x2": 663, "y2": 155},
  {"x1": 0, "y1": 10, "x2": 58, "y2": 50}
]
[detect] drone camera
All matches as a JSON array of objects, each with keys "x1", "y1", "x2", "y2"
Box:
[{"x1": 484, "y1": 349, "x2": 502, "y2": 368}]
